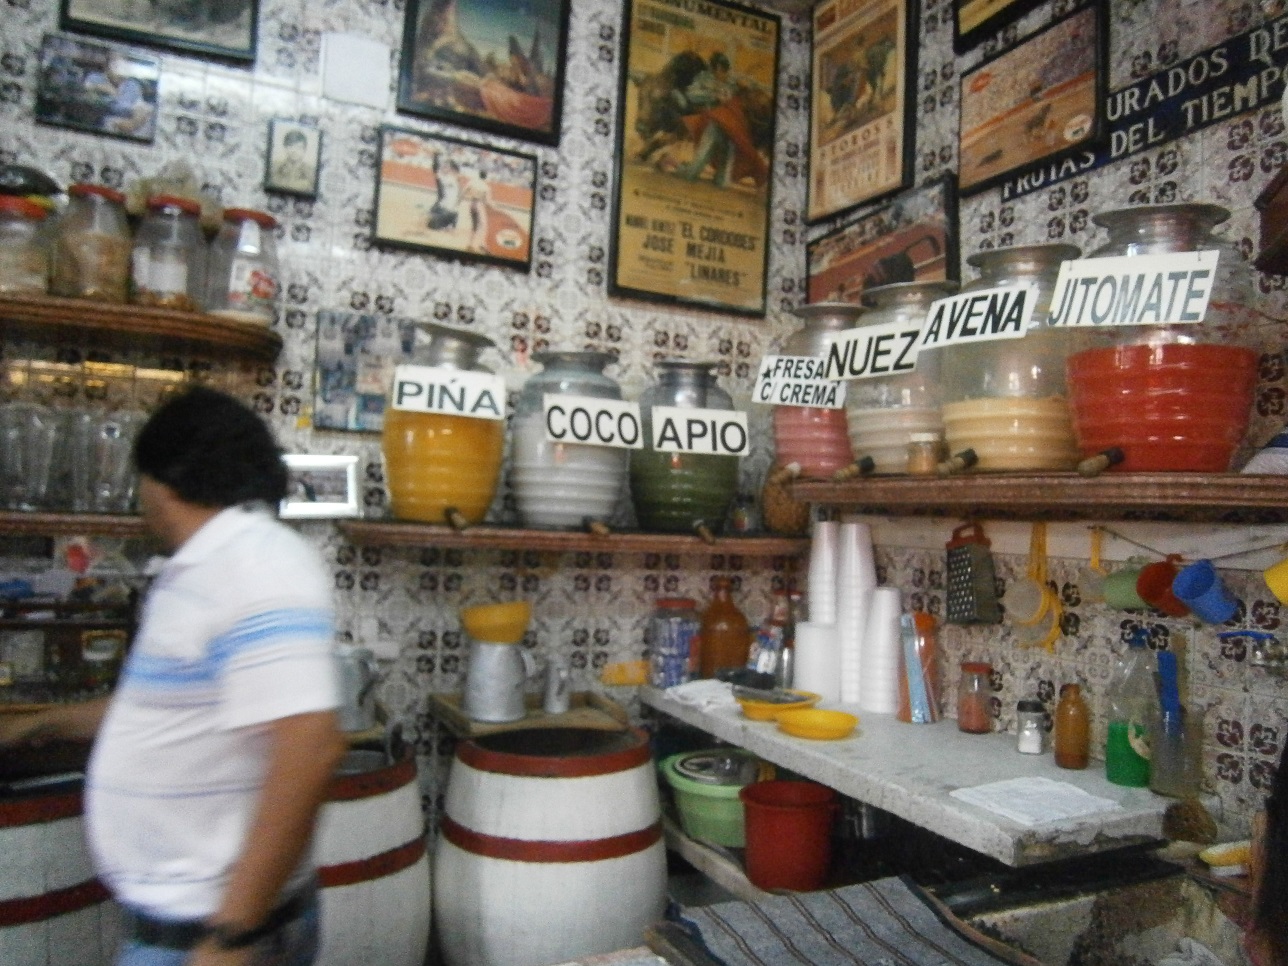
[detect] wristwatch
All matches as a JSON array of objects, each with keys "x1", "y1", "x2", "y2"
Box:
[{"x1": 204, "y1": 921, "x2": 261, "y2": 950}]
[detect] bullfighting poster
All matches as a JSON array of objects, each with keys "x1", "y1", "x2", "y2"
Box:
[
  {"x1": 610, "y1": 0, "x2": 779, "y2": 317},
  {"x1": 807, "y1": 0, "x2": 915, "y2": 222}
]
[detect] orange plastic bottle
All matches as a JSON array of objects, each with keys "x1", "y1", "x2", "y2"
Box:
[
  {"x1": 1054, "y1": 683, "x2": 1090, "y2": 769},
  {"x1": 698, "y1": 577, "x2": 751, "y2": 678}
]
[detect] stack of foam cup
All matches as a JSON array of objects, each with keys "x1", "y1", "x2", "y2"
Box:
[
  {"x1": 807, "y1": 521, "x2": 839, "y2": 625},
  {"x1": 859, "y1": 587, "x2": 903, "y2": 714},
  {"x1": 793, "y1": 621, "x2": 841, "y2": 703},
  {"x1": 836, "y1": 522, "x2": 877, "y2": 704}
]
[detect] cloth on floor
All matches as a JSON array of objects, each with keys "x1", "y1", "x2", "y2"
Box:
[
  {"x1": 661, "y1": 876, "x2": 1042, "y2": 966},
  {"x1": 664, "y1": 679, "x2": 737, "y2": 709},
  {"x1": 1156, "y1": 938, "x2": 1230, "y2": 966},
  {"x1": 948, "y1": 777, "x2": 1124, "y2": 827}
]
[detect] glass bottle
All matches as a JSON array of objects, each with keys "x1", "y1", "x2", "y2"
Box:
[
  {"x1": 50, "y1": 183, "x2": 132, "y2": 303},
  {"x1": 846, "y1": 281, "x2": 957, "y2": 474},
  {"x1": 204, "y1": 208, "x2": 280, "y2": 325},
  {"x1": 936, "y1": 244, "x2": 1082, "y2": 471},
  {"x1": 381, "y1": 323, "x2": 505, "y2": 525},
  {"x1": 648, "y1": 598, "x2": 701, "y2": 688},
  {"x1": 630, "y1": 360, "x2": 740, "y2": 534},
  {"x1": 1065, "y1": 204, "x2": 1259, "y2": 472},
  {"x1": 698, "y1": 576, "x2": 751, "y2": 678},
  {"x1": 512, "y1": 350, "x2": 627, "y2": 529},
  {"x1": 771, "y1": 303, "x2": 859, "y2": 478},
  {"x1": 131, "y1": 194, "x2": 205, "y2": 311},
  {"x1": 1105, "y1": 633, "x2": 1158, "y2": 786},
  {"x1": 956, "y1": 661, "x2": 993, "y2": 733},
  {"x1": 1053, "y1": 683, "x2": 1090, "y2": 769},
  {"x1": 747, "y1": 589, "x2": 789, "y2": 676},
  {"x1": 1016, "y1": 699, "x2": 1046, "y2": 754},
  {"x1": 0, "y1": 196, "x2": 50, "y2": 295}
]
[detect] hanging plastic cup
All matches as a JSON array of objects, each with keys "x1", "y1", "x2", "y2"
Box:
[
  {"x1": 1103, "y1": 561, "x2": 1149, "y2": 610},
  {"x1": 1265, "y1": 556, "x2": 1288, "y2": 606},
  {"x1": 1172, "y1": 559, "x2": 1239, "y2": 624},
  {"x1": 1136, "y1": 555, "x2": 1190, "y2": 617}
]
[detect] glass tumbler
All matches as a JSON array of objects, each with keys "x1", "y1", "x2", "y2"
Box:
[{"x1": 0, "y1": 401, "x2": 58, "y2": 510}]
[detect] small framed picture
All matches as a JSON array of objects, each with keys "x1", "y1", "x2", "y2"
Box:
[
  {"x1": 806, "y1": 176, "x2": 957, "y2": 303},
  {"x1": 957, "y1": 4, "x2": 1107, "y2": 195},
  {"x1": 60, "y1": 0, "x2": 257, "y2": 63},
  {"x1": 35, "y1": 34, "x2": 160, "y2": 144},
  {"x1": 373, "y1": 125, "x2": 536, "y2": 271},
  {"x1": 953, "y1": 0, "x2": 1045, "y2": 53},
  {"x1": 265, "y1": 120, "x2": 321, "y2": 198},
  {"x1": 279, "y1": 454, "x2": 360, "y2": 520}
]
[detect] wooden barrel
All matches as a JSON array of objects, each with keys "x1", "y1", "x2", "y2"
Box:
[
  {"x1": 315, "y1": 751, "x2": 430, "y2": 966},
  {"x1": 0, "y1": 787, "x2": 121, "y2": 965},
  {"x1": 434, "y1": 728, "x2": 666, "y2": 966}
]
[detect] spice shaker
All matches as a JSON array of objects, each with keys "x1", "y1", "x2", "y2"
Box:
[{"x1": 1016, "y1": 699, "x2": 1046, "y2": 754}]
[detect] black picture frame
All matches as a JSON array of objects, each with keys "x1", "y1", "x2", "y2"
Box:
[
  {"x1": 373, "y1": 125, "x2": 537, "y2": 272},
  {"x1": 35, "y1": 34, "x2": 160, "y2": 144},
  {"x1": 264, "y1": 119, "x2": 321, "y2": 199},
  {"x1": 953, "y1": 0, "x2": 1045, "y2": 54},
  {"x1": 957, "y1": 3, "x2": 1108, "y2": 196},
  {"x1": 806, "y1": 0, "x2": 917, "y2": 224},
  {"x1": 59, "y1": 0, "x2": 257, "y2": 63},
  {"x1": 806, "y1": 175, "x2": 958, "y2": 304},
  {"x1": 396, "y1": 0, "x2": 570, "y2": 147},
  {"x1": 608, "y1": 0, "x2": 780, "y2": 317}
]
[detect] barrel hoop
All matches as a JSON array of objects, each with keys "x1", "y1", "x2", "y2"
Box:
[
  {"x1": 0, "y1": 790, "x2": 83, "y2": 828},
  {"x1": 456, "y1": 737, "x2": 651, "y2": 777},
  {"x1": 327, "y1": 757, "x2": 417, "y2": 801},
  {"x1": 0, "y1": 877, "x2": 110, "y2": 926},
  {"x1": 317, "y1": 835, "x2": 427, "y2": 889},
  {"x1": 440, "y1": 815, "x2": 663, "y2": 863}
]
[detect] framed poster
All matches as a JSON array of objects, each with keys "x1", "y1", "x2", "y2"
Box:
[
  {"x1": 264, "y1": 119, "x2": 321, "y2": 198},
  {"x1": 60, "y1": 0, "x2": 257, "y2": 62},
  {"x1": 958, "y1": 3, "x2": 1107, "y2": 195},
  {"x1": 279, "y1": 455, "x2": 360, "y2": 520},
  {"x1": 373, "y1": 125, "x2": 536, "y2": 272},
  {"x1": 807, "y1": 0, "x2": 916, "y2": 223},
  {"x1": 953, "y1": 0, "x2": 1045, "y2": 53},
  {"x1": 806, "y1": 176, "x2": 957, "y2": 304},
  {"x1": 35, "y1": 34, "x2": 159, "y2": 144},
  {"x1": 609, "y1": 0, "x2": 779, "y2": 317},
  {"x1": 397, "y1": 0, "x2": 570, "y2": 146}
]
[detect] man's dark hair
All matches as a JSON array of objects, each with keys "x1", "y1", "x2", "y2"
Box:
[
  {"x1": 282, "y1": 129, "x2": 308, "y2": 148},
  {"x1": 133, "y1": 386, "x2": 288, "y2": 507}
]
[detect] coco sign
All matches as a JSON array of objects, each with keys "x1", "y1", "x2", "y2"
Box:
[{"x1": 542, "y1": 394, "x2": 644, "y2": 449}]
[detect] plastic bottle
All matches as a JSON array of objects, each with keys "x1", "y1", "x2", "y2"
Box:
[
  {"x1": 698, "y1": 577, "x2": 751, "y2": 678},
  {"x1": 1053, "y1": 683, "x2": 1090, "y2": 769},
  {"x1": 1105, "y1": 633, "x2": 1158, "y2": 786}
]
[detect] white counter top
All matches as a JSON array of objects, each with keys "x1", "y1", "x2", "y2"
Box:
[{"x1": 642, "y1": 687, "x2": 1170, "y2": 868}]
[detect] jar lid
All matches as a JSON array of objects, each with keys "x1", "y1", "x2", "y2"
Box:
[
  {"x1": 0, "y1": 195, "x2": 48, "y2": 219},
  {"x1": 69, "y1": 183, "x2": 126, "y2": 205},
  {"x1": 655, "y1": 598, "x2": 697, "y2": 610},
  {"x1": 1017, "y1": 699, "x2": 1045, "y2": 713},
  {"x1": 223, "y1": 207, "x2": 277, "y2": 229},
  {"x1": 909, "y1": 432, "x2": 941, "y2": 443},
  {"x1": 673, "y1": 750, "x2": 757, "y2": 786},
  {"x1": 147, "y1": 193, "x2": 201, "y2": 216},
  {"x1": 961, "y1": 661, "x2": 993, "y2": 674}
]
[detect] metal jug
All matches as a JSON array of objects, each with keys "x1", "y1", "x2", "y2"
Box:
[
  {"x1": 464, "y1": 641, "x2": 539, "y2": 723},
  {"x1": 335, "y1": 644, "x2": 379, "y2": 732}
]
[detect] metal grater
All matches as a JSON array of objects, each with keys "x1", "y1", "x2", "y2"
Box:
[{"x1": 945, "y1": 523, "x2": 1002, "y2": 625}]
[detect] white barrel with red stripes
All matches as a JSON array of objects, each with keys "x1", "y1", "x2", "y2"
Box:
[
  {"x1": 434, "y1": 728, "x2": 667, "y2": 966},
  {"x1": 315, "y1": 751, "x2": 430, "y2": 966}
]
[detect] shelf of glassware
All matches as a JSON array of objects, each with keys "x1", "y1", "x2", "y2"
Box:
[{"x1": 0, "y1": 511, "x2": 146, "y2": 539}]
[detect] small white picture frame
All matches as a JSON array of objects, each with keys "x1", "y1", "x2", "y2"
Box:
[
  {"x1": 265, "y1": 118, "x2": 321, "y2": 198},
  {"x1": 280, "y1": 454, "x2": 360, "y2": 519}
]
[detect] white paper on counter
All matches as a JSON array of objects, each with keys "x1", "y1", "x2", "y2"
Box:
[
  {"x1": 949, "y1": 777, "x2": 1124, "y2": 826},
  {"x1": 665, "y1": 679, "x2": 737, "y2": 709}
]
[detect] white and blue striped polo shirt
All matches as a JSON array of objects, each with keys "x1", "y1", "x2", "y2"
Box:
[{"x1": 86, "y1": 503, "x2": 339, "y2": 920}]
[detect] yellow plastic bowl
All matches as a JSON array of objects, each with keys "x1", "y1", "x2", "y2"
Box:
[
  {"x1": 736, "y1": 691, "x2": 822, "y2": 721},
  {"x1": 776, "y1": 709, "x2": 859, "y2": 740},
  {"x1": 460, "y1": 600, "x2": 532, "y2": 643}
]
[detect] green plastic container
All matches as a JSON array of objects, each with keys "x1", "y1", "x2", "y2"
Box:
[{"x1": 661, "y1": 750, "x2": 759, "y2": 848}]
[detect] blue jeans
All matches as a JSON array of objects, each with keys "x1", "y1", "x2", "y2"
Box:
[{"x1": 116, "y1": 894, "x2": 319, "y2": 966}]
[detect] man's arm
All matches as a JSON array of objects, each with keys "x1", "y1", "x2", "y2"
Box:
[{"x1": 0, "y1": 697, "x2": 111, "y2": 747}]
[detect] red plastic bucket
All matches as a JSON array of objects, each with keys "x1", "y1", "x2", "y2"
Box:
[{"x1": 739, "y1": 780, "x2": 836, "y2": 891}]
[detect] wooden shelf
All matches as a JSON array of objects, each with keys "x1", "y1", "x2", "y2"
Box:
[
  {"x1": 792, "y1": 473, "x2": 1288, "y2": 523},
  {"x1": 0, "y1": 293, "x2": 282, "y2": 360},
  {"x1": 337, "y1": 519, "x2": 810, "y2": 556},
  {"x1": 0, "y1": 511, "x2": 148, "y2": 539},
  {"x1": 427, "y1": 691, "x2": 630, "y2": 738}
]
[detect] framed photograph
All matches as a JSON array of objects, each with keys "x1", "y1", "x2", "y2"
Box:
[
  {"x1": 958, "y1": 4, "x2": 1107, "y2": 195},
  {"x1": 807, "y1": 0, "x2": 916, "y2": 223},
  {"x1": 953, "y1": 0, "x2": 1045, "y2": 53},
  {"x1": 373, "y1": 125, "x2": 536, "y2": 271},
  {"x1": 265, "y1": 120, "x2": 321, "y2": 198},
  {"x1": 60, "y1": 0, "x2": 257, "y2": 63},
  {"x1": 806, "y1": 176, "x2": 957, "y2": 304},
  {"x1": 280, "y1": 454, "x2": 360, "y2": 520},
  {"x1": 35, "y1": 34, "x2": 159, "y2": 144},
  {"x1": 397, "y1": 0, "x2": 570, "y2": 146},
  {"x1": 609, "y1": 0, "x2": 779, "y2": 317}
]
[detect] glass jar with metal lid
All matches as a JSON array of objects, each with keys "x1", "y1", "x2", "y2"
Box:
[
  {"x1": 51, "y1": 183, "x2": 132, "y2": 303},
  {"x1": 936, "y1": 244, "x2": 1081, "y2": 471},
  {"x1": 0, "y1": 196, "x2": 50, "y2": 295},
  {"x1": 205, "y1": 207, "x2": 280, "y2": 325},
  {"x1": 131, "y1": 193, "x2": 205, "y2": 311}
]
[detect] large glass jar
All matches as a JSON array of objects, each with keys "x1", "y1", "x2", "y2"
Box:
[
  {"x1": 630, "y1": 360, "x2": 740, "y2": 534},
  {"x1": 846, "y1": 281, "x2": 956, "y2": 474},
  {"x1": 1066, "y1": 203, "x2": 1259, "y2": 472},
  {"x1": 204, "y1": 208, "x2": 280, "y2": 325},
  {"x1": 772, "y1": 303, "x2": 858, "y2": 478},
  {"x1": 0, "y1": 196, "x2": 50, "y2": 295},
  {"x1": 512, "y1": 350, "x2": 627, "y2": 529},
  {"x1": 51, "y1": 184, "x2": 132, "y2": 303},
  {"x1": 381, "y1": 323, "x2": 505, "y2": 525},
  {"x1": 937, "y1": 245, "x2": 1081, "y2": 471},
  {"x1": 131, "y1": 194, "x2": 205, "y2": 311}
]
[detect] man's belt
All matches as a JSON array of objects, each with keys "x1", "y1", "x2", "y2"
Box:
[{"x1": 122, "y1": 887, "x2": 311, "y2": 951}]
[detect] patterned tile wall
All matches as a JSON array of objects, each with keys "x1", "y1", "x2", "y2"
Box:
[{"x1": 2, "y1": 0, "x2": 1287, "y2": 832}]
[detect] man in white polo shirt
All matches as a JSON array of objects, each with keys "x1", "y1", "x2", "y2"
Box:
[{"x1": 0, "y1": 386, "x2": 346, "y2": 966}]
